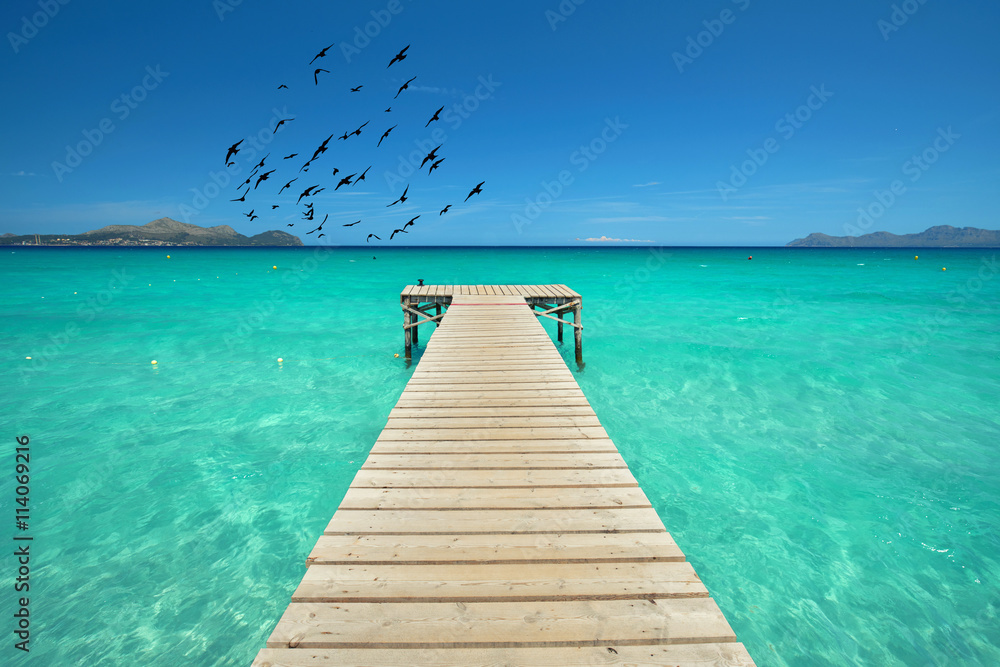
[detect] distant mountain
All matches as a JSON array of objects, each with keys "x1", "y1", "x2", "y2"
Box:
[
  {"x1": 1, "y1": 218, "x2": 302, "y2": 246},
  {"x1": 788, "y1": 225, "x2": 1000, "y2": 247}
]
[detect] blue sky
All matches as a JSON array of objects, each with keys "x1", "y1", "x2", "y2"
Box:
[{"x1": 1, "y1": 0, "x2": 997, "y2": 246}]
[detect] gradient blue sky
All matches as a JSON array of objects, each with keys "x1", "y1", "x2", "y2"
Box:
[{"x1": 2, "y1": 0, "x2": 997, "y2": 245}]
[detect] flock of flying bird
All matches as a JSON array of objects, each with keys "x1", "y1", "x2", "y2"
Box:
[{"x1": 224, "y1": 44, "x2": 485, "y2": 243}]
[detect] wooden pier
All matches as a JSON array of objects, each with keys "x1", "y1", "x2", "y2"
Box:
[
  {"x1": 400, "y1": 284, "x2": 583, "y2": 363},
  {"x1": 253, "y1": 289, "x2": 756, "y2": 666}
]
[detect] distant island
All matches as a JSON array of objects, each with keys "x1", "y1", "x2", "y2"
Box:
[
  {"x1": 788, "y1": 225, "x2": 1000, "y2": 248},
  {"x1": 0, "y1": 218, "x2": 303, "y2": 246}
]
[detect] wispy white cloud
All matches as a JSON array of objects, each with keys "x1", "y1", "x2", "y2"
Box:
[
  {"x1": 10, "y1": 171, "x2": 37, "y2": 176},
  {"x1": 633, "y1": 181, "x2": 660, "y2": 188},
  {"x1": 578, "y1": 235, "x2": 653, "y2": 243},
  {"x1": 586, "y1": 215, "x2": 689, "y2": 223}
]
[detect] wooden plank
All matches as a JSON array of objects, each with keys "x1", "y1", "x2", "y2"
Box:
[
  {"x1": 372, "y1": 427, "x2": 611, "y2": 442},
  {"x1": 291, "y1": 561, "x2": 709, "y2": 603},
  {"x1": 325, "y1": 508, "x2": 666, "y2": 535},
  {"x1": 393, "y1": 396, "x2": 594, "y2": 408},
  {"x1": 304, "y1": 532, "x2": 686, "y2": 566},
  {"x1": 337, "y1": 486, "x2": 653, "y2": 510},
  {"x1": 349, "y1": 468, "x2": 640, "y2": 488},
  {"x1": 264, "y1": 598, "x2": 738, "y2": 648},
  {"x1": 369, "y1": 440, "x2": 620, "y2": 455},
  {"x1": 383, "y1": 416, "x2": 603, "y2": 429},
  {"x1": 254, "y1": 643, "x2": 757, "y2": 667},
  {"x1": 388, "y1": 406, "x2": 598, "y2": 418},
  {"x1": 360, "y1": 452, "x2": 624, "y2": 467}
]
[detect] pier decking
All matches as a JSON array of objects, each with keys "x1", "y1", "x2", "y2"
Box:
[{"x1": 253, "y1": 289, "x2": 756, "y2": 666}]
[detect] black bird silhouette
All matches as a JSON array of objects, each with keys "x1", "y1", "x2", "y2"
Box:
[
  {"x1": 352, "y1": 120, "x2": 370, "y2": 137},
  {"x1": 273, "y1": 118, "x2": 294, "y2": 133},
  {"x1": 244, "y1": 208, "x2": 256, "y2": 219},
  {"x1": 255, "y1": 169, "x2": 276, "y2": 189},
  {"x1": 230, "y1": 190, "x2": 248, "y2": 202},
  {"x1": 338, "y1": 131, "x2": 350, "y2": 141},
  {"x1": 387, "y1": 45, "x2": 409, "y2": 68},
  {"x1": 287, "y1": 223, "x2": 294, "y2": 227},
  {"x1": 253, "y1": 154, "x2": 269, "y2": 170},
  {"x1": 310, "y1": 44, "x2": 334, "y2": 64},
  {"x1": 367, "y1": 234, "x2": 380, "y2": 242},
  {"x1": 226, "y1": 160, "x2": 235, "y2": 167},
  {"x1": 249, "y1": 213, "x2": 258, "y2": 221},
  {"x1": 304, "y1": 202, "x2": 314, "y2": 210},
  {"x1": 343, "y1": 220, "x2": 362, "y2": 227},
  {"x1": 354, "y1": 166, "x2": 371, "y2": 185},
  {"x1": 377, "y1": 125, "x2": 397, "y2": 147},
  {"x1": 465, "y1": 181, "x2": 485, "y2": 201},
  {"x1": 297, "y1": 185, "x2": 321, "y2": 204},
  {"x1": 311, "y1": 135, "x2": 333, "y2": 161},
  {"x1": 425, "y1": 106, "x2": 444, "y2": 127},
  {"x1": 302, "y1": 208, "x2": 315, "y2": 221},
  {"x1": 277, "y1": 84, "x2": 288, "y2": 89},
  {"x1": 403, "y1": 215, "x2": 419, "y2": 229},
  {"x1": 314, "y1": 68, "x2": 329, "y2": 85},
  {"x1": 420, "y1": 145, "x2": 442, "y2": 169},
  {"x1": 271, "y1": 205, "x2": 279, "y2": 209},
  {"x1": 390, "y1": 228, "x2": 409, "y2": 240},
  {"x1": 386, "y1": 184, "x2": 409, "y2": 207},
  {"x1": 307, "y1": 214, "x2": 328, "y2": 234},
  {"x1": 299, "y1": 159, "x2": 313, "y2": 173},
  {"x1": 428, "y1": 158, "x2": 445, "y2": 174},
  {"x1": 350, "y1": 85, "x2": 363, "y2": 92},
  {"x1": 283, "y1": 153, "x2": 298, "y2": 159},
  {"x1": 240, "y1": 175, "x2": 253, "y2": 188},
  {"x1": 335, "y1": 173, "x2": 357, "y2": 190},
  {"x1": 279, "y1": 178, "x2": 297, "y2": 194},
  {"x1": 318, "y1": 233, "x2": 325, "y2": 238},
  {"x1": 225, "y1": 139, "x2": 243, "y2": 164},
  {"x1": 394, "y1": 76, "x2": 416, "y2": 99},
  {"x1": 439, "y1": 204, "x2": 452, "y2": 215},
  {"x1": 384, "y1": 107, "x2": 391, "y2": 113}
]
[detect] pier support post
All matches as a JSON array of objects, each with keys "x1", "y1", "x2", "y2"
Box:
[
  {"x1": 403, "y1": 299, "x2": 412, "y2": 358},
  {"x1": 574, "y1": 301, "x2": 582, "y2": 364},
  {"x1": 558, "y1": 309, "x2": 564, "y2": 343},
  {"x1": 435, "y1": 304, "x2": 441, "y2": 326},
  {"x1": 412, "y1": 305, "x2": 419, "y2": 346}
]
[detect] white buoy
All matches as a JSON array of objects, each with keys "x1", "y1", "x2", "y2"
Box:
[
  {"x1": 151, "y1": 360, "x2": 157, "y2": 365},
  {"x1": 277, "y1": 358, "x2": 283, "y2": 363}
]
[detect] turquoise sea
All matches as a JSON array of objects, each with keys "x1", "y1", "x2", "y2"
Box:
[{"x1": 2, "y1": 246, "x2": 998, "y2": 666}]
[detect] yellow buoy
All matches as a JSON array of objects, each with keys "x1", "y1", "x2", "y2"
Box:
[
  {"x1": 914, "y1": 255, "x2": 918, "y2": 260},
  {"x1": 151, "y1": 360, "x2": 157, "y2": 365},
  {"x1": 273, "y1": 265, "x2": 277, "y2": 270},
  {"x1": 25, "y1": 356, "x2": 31, "y2": 360},
  {"x1": 277, "y1": 358, "x2": 283, "y2": 363},
  {"x1": 394, "y1": 353, "x2": 400, "y2": 358},
  {"x1": 942, "y1": 267, "x2": 947, "y2": 271},
  {"x1": 167, "y1": 255, "x2": 170, "y2": 258}
]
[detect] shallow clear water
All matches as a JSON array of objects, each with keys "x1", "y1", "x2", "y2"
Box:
[{"x1": 1, "y1": 246, "x2": 998, "y2": 666}]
